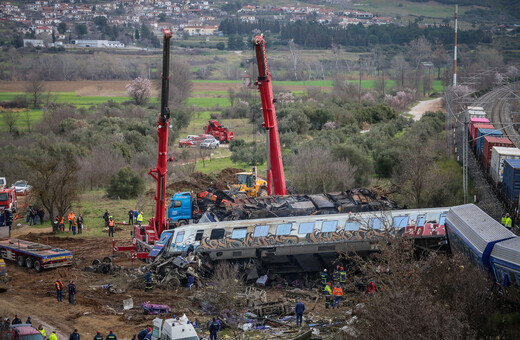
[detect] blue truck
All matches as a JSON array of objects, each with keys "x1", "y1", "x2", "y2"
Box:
[{"x1": 167, "y1": 191, "x2": 220, "y2": 227}]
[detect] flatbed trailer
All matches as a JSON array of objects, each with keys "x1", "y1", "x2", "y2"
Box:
[{"x1": 0, "y1": 237, "x2": 73, "y2": 272}]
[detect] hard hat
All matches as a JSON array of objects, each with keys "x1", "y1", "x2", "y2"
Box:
[
  {"x1": 323, "y1": 269, "x2": 327, "y2": 272},
  {"x1": 340, "y1": 267, "x2": 344, "y2": 271}
]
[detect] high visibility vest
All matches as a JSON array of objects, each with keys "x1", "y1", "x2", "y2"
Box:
[
  {"x1": 333, "y1": 270, "x2": 340, "y2": 281},
  {"x1": 56, "y1": 281, "x2": 62, "y2": 291},
  {"x1": 39, "y1": 329, "x2": 46, "y2": 337},
  {"x1": 501, "y1": 216, "x2": 507, "y2": 225},
  {"x1": 109, "y1": 220, "x2": 115, "y2": 227},
  {"x1": 107, "y1": 334, "x2": 117, "y2": 340},
  {"x1": 68, "y1": 213, "x2": 75, "y2": 220},
  {"x1": 320, "y1": 273, "x2": 329, "y2": 285},
  {"x1": 333, "y1": 287, "x2": 343, "y2": 296},
  {"x1": 505, "y1": 217, "x2": 512, "y2": 229},
  {"x1": 322, "y1": 285, "x2": 332, "y2": 295},
  {"x1": 339, "y1": 271, "x2": 347, "y2": 283},
  {"x1": 137, "y1": 213, "x2": 143, "y2": 222},
  {"x1": 60, "y1": 217, "x2": 64, "y2": 224}
]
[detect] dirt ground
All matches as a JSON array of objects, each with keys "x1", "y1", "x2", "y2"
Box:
[
  {"x1": 0, "y1": 81, "x2": 326, "y2": 97},
  {"x1": 1, "y1": 222, "x2": 346, "y2": 340},
  {"x1": 408, "y1": 97, "x2": 444, "y2": 121}
]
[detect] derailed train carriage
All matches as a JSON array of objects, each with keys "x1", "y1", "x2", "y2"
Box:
[{"x1": 153, "y1": 207, "x2": 449, "y2": 274}]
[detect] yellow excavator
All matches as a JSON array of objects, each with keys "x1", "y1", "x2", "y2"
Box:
[{"x1": 227, "y1": 167, "x2": 269, "y2": 198}]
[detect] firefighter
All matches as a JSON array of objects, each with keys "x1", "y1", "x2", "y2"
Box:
[
  {"x1": 332, "y1": 283, "x2": 343, "y2": 309},
  {"x1": 333, "y1": 265, "x2": 340, "y2": 283},
  {"x1": 137, "y1": 212, "x2": 144, "y2": 226},
  {"x1": 108, "y1": 218, "x2": 115, "y2": 237},
  {"x1": 322, "y1": 282, "x2": 333, "y2": 309},
  {"x1": 339, "y1": 267, "x2": 347, "y2": 285},
  {"x1": 145, "y1": 270, "x2": 153, "y2": 292},
  {"x1": 103, "y1": 210, "x2": 110, "y2": 228},
  {"x1": 320, "y1": 269, "x2": 330, "y2": 288},
  {"x1": 106, "y1": 330, "x2": 117, "y2": 340},
  {"x1": 137, "y1": 327, "x2": 151, "y2": 340},
  {"x1": 93, "y1": 331, "x2": 104, "y2": 340}
]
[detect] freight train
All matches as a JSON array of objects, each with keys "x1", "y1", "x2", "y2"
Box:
[
  {"x1": 467, "y1": 107, "x2": 520, "y2": 216},
  {"x1": 446, "y1": 204, "x2": 520, "y2": 287}
]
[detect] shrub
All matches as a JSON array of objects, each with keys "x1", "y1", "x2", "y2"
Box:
[{"x1": 106, "y1": 167, "x2": 145, "y2": 199}]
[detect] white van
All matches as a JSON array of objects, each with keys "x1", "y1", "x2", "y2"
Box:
[{"x1": 152, "y1": 314, "x2": 199, "y2": 340}]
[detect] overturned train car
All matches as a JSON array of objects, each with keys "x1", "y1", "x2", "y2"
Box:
[{"x1": 155, "y1": 207, "x2": 449, "y2": 274}]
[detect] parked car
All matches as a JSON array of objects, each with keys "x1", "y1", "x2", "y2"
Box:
[
  {"x1": 200, "y1": 138, "x2": 220, "y2": 149},
  {"x1": 1, "y1": 324, "x2": 44, "y2": 340},
  {"x1": 12, "y1": 180, "x2": 31, "y2": 195},
  {"x1": 178, "y1": 134, "x2": 216, "y2": 148}
]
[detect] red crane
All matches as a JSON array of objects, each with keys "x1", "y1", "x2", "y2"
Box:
[{"x1": 251, "y1": 34, "x2": 287, "y2": 196}]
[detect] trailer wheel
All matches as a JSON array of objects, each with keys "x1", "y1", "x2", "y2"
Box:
[
  {"x1": 25, "y1": 257, "x2": 34, "y2": 269},
  {"x1": 16, "y1": 255, "x2": 25, "y2": 267},
  {"x1": 102, "y1": 257, "x2": 112, "y2": 264},
  {"x1": 33, "y1": 260, "x2": 42, "y2": 273}
]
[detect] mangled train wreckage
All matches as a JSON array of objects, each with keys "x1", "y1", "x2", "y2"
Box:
[{"x1": 149, "y1": 207, "x2": 448, "y2": 281}]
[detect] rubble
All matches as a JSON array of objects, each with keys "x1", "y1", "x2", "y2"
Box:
[
  {"x1": 83, "y1": 257, "x2": 122, "y2": 274},
  {"x1": 141, "y1": 302, "x2": 171, "y2": 315}
]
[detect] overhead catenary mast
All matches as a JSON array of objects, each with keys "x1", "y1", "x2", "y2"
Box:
[{"x1": 453, "y1": 4, "x2": 458, "y2": 87}]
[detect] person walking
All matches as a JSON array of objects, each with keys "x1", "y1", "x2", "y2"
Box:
[
  {"x1": 72, "y1": 217, "x2": 78, "y2": 235},
  {"x1": 137, "y1": 212, "x2": 143, "y2": 226},
  {"x1": 295, "y1": 300, "x2": 305, "y2": 327},
  {"x1": 68, "y1": 280, "x2": 76, "y2": 305},
  {"x1": 77, "y1": 214, "x2": 83, "y2": 234},
  {"x1": 323, "y1": 282, "x2": 332, "y2": 309},
  {"x1": 67, "y1": 211, "x2": 75, "y2": 232},
  {"x1": 37, "y1": 325, "x2": 46, "y2": 339},
  {"x1": 128, "y1": 210, "x2": 134, "y2": 225},
  {"x1": 332, "y1": 283, "x2": 343, "y2": 309},
  {"x1": 69, "y1": 329, "x2": 80, "y2": 340},
  {"x1": 93, "y1": 331, "x2": 103, "y2": 340},
  {"x1": 38, "y1": 208, "x2": 45, "y2": 224},
  {"x1": 55, "y1": 278, "x2": 64, "y2": 302},
  {"x1": 11, "y1": 315, "x2": 21, "y2": 325},
  {"x1": 105, "y1": 330, "x2": 117, "y2": 340},
  {"x1": 209, "y1": 318, "x2": 220, "y2": 340},
  {"x1": 49, "y1": 331, "x2": 57, "y2": 340},
  {"x1": 108, "y1": 218, "x2": 115, "y2": 237},
  {"x1": 145, "y1": 270, "x2": 153, "y2": 292}
]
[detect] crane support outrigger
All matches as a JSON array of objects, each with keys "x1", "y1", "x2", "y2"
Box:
[
  {"x1": 114, "y1": 29, "x2": 173, "y2": 258},
  {"x1": 251, "y1": 34, "x2": 287, "y2": 196}
]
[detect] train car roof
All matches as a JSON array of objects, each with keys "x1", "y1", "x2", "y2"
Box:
[
  {"x1": 447, "y1": 204, "x2": 515, "y2": 255},
  {"x1": 490, "y1": 237, "x2": 520, "y2": 265},
  {"x1": 172, "y1": 207, "x2": 449, "y2": 232}
]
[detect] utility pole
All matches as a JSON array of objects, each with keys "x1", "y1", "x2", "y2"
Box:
[
  {"x1": 463, "y1": 111, "x2": 468, "y2": 203},
  {"x1": 358, "y1": 58, "x2": 362, "y2": 104},
  {"x1": 453, "y1": 4, "x2": 458, "y2": 87}
]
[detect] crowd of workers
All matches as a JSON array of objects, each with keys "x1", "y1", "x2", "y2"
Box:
[{"x1": 52, "y1": 211, "x2": 84, "y2": 235}]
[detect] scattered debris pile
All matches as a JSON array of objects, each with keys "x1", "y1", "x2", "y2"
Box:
[
  {"x1": 83, "y1": 257, "x2": 122, "y2": 274},
  {"x1": 167, "y1": 168, "x2": 244, "y2": 193}
]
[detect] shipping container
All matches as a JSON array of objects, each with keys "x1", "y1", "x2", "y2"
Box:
[
  {"x1": 468, "y1": 106, "x2": 485, "y2": 111},
  {"x1": 490, "y1": 147, "x2": 520, "y2": 185},
  {"x1": 471, "y1": 124, "x2": 495, "y2": 147},
  {"x1": 468, "y1": 110, "x2": 487, "y2": 119},
  {"x1": 502, "y1": 159, "x2": 520, "y2": 203},
  {"x1": 469, "y1": 118, "x2": 491, "y2": 139},
  {"x1": 477, "y1": 129, "x2": 502, "y2": 157},
  {"x1": 482, "y1": 136, "x2": 513, "y2": 169}
]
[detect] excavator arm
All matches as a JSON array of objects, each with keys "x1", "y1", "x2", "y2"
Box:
[{"x1": 251, "y1": 34, "x2": 287, "y2": 196}]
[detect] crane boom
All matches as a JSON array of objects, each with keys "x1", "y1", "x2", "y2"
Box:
[
  {"x1": 148, "y1": 29, "x2": 173, "y2": 240},
  {"x1": 252, "y1": 34, "x2": 287, "y2": 196}
]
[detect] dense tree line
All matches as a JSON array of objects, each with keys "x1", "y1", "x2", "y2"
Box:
[{"x1": 219, "y1": 20, "x2": 491, "y2": 49}]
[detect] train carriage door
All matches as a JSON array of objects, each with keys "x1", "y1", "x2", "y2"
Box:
[
  {"x1": 415, "y1": 215, "x2": 426, "y2": 236},
  {"x1": 393, "y1": 216, "x2": 409, "y2": 236}
]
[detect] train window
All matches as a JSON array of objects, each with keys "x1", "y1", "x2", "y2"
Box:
[
  {"x1": 254, "y1": 225, "x2": 269, "y2": 237},
  {"x1": 344, "y1": 222, "x2": 360, "y2": 231},
  {"x1": 175, "y1": 231, "x2": 185, "y2": 243},
  {"x1": 210, "y1": 228, "x2": 225, "y2": 240},
  {"x1": 439, "y1": 214, "x2": 447, "y2": 226},
  {"x1": 369, "y1": 217, "x2": 385, "y2": 230},
  {"x1": 231, "y1": 228, "x2": 247, "y2": 239},
  {"x1": 393, "y1": 216, "x2": 409, "y2": 229},
  {"x1": 299, "y1": 222, "x2": 314, "y2": 234},
  {"x1": 195, "y1": 230, "x2": 204, "y2": 241},
  {"x1": 276, "y1": 224, "x2": 292, "y2": 235},
  {"x1": 322, "y1": 221, "x2": 338, "y2": 233},
  {"x1": 416, "y1": 215, "x2": 426, "y2": 227}
]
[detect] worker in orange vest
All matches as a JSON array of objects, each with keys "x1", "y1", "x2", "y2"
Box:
[
  {"x1": 332, "y1": 282, "x2": 343, "y2": 309},
  {"x1": 67, "y1": 211, "x2": 75, "y2": 232},
  {"x1": 59, "y1": 216, "x2": 65, "y2": 232},
  {"x1": 108, "y1": 217, "x2": 115, "y2": 237}
]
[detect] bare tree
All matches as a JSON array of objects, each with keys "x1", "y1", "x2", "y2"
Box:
[
  {"x1": 431, "y1": 39, "x2": 450, "y2": 79},
  {"x1": 228, "y1": 88, "x2": 236, "y2": 107},
  {"x1": 25, "y1": 73, "x2": 45, "y2": 108},
  {"x1": 159, "y1": 60, "x2": 192, "y2": 108},
  {"x1": 1, "y1": 111, "x2": 20, "y2": 134},
  {"x1": 126, "y1": 77, "x2": 152, "y2": 105},
  {"x1": 289, "y1": 39, "x2": 301, "y2": 81},
  {"x1": 407, "y1": 37, "x2": 432, "y2": 70}
]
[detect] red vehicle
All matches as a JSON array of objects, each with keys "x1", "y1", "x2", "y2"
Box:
[
  {"x1": 0, "y1": 187, "x2": 17, "y2": 213},
  {"x1": 204, "y1": 120, "x2": 234, "y2": 143},
  {"x1": 1, "y1": 324, "x2": 44, "y2": 340},
  {"x1": 178, "y1": 134, "x2": 215, "y2": 148}
]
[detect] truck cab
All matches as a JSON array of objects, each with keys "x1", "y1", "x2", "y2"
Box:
[
  {"x1": 168, "y1": 192, "x2": 193, "y2": 227},
  {"x1": 0, "y1": 187, "x2": 17, "y2": 213}
]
